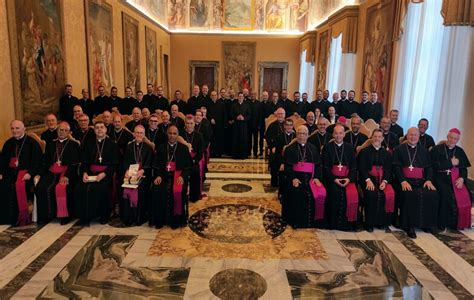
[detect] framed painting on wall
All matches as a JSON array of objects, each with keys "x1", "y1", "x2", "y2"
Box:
[
  {"x1": 122, "y1": 12, "x2": 140, "y2": 94},
  {"x1": 145, "y1": 26, "x2": 158, "y2": 88},
  {"x1": 85, "y1": 0, "x2": 114, "y2": 98},
  {"x1": 189, "y1": 61, "x2": 219, "y2": 94},
  {"x1": 362, "y1": 0, "x2": 395, "y2": 108},
  {"x1": 222, "y1": 41, "x2": 256, "y2": 92},
  {"x1": 258, "y1": 62, "x2": 288, "y2": 97},
  {"x1": 6, "y1": 0, "x2": 66, "y2": 127},
  {"x1": 316, "y1": 29, "x2": 329, "y2": 91},
  {"x1": 222, "y1": 0, "x2": 254, "y2": 30}
]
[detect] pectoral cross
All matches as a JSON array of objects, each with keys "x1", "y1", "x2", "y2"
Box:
[
  {"x1": 446, "y1": 169, "x2": 451, "y2": 175},
  {"x1": 99, "y1": 157, "x2": 103, "y2": 163},
  {"x1": 57, "y1": 160, "x2": 61, "y2": 166},
  {"x1": 337, "y1": 164, "x2": 343, "y2": 171},
  {"x1": 15, "y1": 159, "x2": 19, "y2": 167},
  {"x1": 166, "y1": 164, "x2": 171, "y2": 172},
  {"x1": 409, "y1": 165, "x2": 414, "y2": 171}
]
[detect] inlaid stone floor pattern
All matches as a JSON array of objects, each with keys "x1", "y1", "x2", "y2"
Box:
[{"x1": 0, "y1": 158, "x2": 473, "y2": 299}]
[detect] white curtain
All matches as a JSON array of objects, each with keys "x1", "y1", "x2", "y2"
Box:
[
  {"x1": 326, "y1": 34, "x2": 342, "y2": 94},
  {"x1": 326, "y1": 34, "x2": 356, "y2": 94},
  {"x1": 299, "y1": 49, "x2": 315, "y2": 100},
  {"x1": 390, "y1": 0, "x2": 473, "y2": 141}
]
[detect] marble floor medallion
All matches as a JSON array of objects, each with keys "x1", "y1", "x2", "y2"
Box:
[
  {"x1": 221, "y1": 183, "x2": 253, "y2": 193},
  {"x1": 38, "y1": 235, "x2": 190, "y2": 299},
  {"x1": 209, "y1": 269, "x2": 267, "y2": 299},
  {"x1": 188, "y1": 204, "x2": 286, "y2": 243}
]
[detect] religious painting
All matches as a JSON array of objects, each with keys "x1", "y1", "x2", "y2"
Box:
[
  {"x1": 122, "y1": 13, "x2": 140, "y2": 94},
  {"x1": 222, "y1": 0, "x2": 253, "y2": 30},
  {"x1": 86, "y1": 0, "x2": 114, "y2": 97},
  {"x1": 265, "y1": 0, "x2": 287, "y2": 30},
  {"x1": 316, "y1": 30, "x2": 329, "y2": 91},
  {"x1": 168, "y1": 0, "x2": 187, "y2": 29},
  {"x1": 289, "y1": 0, "x2": 309, "y2": 31},
  {"x1": 189, "y1": 61, "x2": 219, "y2": 94},
  {"x1": 6, "y1": 0, "x2": 66, "y2": 127},
  {"x1": 254, "y1": 0, "x2": 265, "y2": 30},
  {"x1": 189, "y1": 0, "x2": 209, "y2": 28},
  {"x1": 258, "y1": 62, "x2": 288, "y2": 97},
  {"x1": 362, "y1": 0, "x2": 395, "y2": 104},
  {"x1": 222, "y1": 41, "x2": 256, "y2": 92},
  {"x1": 145, "y1": 26, "x2": 158, "y2": 88},
  {"x1": 211, "y1": 0, "x2": 223, "y2": 29},
  {"x1": 128, "y1": 0, "x2": 167, "y2": 24},
  {"x1": 309, "y1": 0, "x2": 344, "y2": 28}
]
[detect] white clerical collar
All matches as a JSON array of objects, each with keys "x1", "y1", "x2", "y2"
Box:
[
  {"x1": 318, "y1": 131, "x2": 326, "y2": 135},
  {"x1": 371, "y1": 101, "x2": 377, "y2": 104},
  {"x1": 352, "y1": 131, "x2": 359, "y2": 135},
  {"x1": 186, "y1": 130, "x2": 194, "y2": 134},
  {"x1": 336, "y1": 142, "x2": 343, "y2": 146},
  {"x1": 409, "y1": 144, "x2": 417, "y2": 148},
  {"x1": 391, "y1": 122, "x2": 397, "y2": 126},
  {"x1": 16, "y1": 134, "x2": 26, "y2": 140},
  {"x1": 97, "y1": 138, "x2": 105, "y2": 142},
  {"x1": 115, "y1": 128, "x2": 122, "y2": 132},
  {"x1": 373, "y1": 145, "x2": 381, "y2": 150},
  {"x1": 168, "y1": 142, "x2": 177, "y2": 147},
  {"x1": 49, "y1": 127, "x2": 57, "y2": 132},
  {"x1": 447, "y1": 145, "x2": 455, "y2": 149},
  {"x1": 286, "y1": 132, "x2": 292, "y2": 135},
  {"x1": 59, "y1": 138, "x2": 67, "y2": 143},
  {"x1": 299, "y1": 143, "x2": 305, "y2": 147},
  {"x1": 135, "y1": 141, "x2": 142, "y2": 145}
]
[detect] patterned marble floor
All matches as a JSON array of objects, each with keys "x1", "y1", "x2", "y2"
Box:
[{"x1": 0, "y1": 157, "x2": 473, "y2": 299}]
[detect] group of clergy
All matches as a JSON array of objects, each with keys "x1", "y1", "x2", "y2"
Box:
[
  {"x1": 0, "y1": 110, "x2": 211, "y2": 229},
  {"x1": 267, "y1": 107, "x2": 471, "y2": 238}
]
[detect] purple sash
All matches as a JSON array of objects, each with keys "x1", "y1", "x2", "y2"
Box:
[
  {"x1": 9, "y1": 158, "x2": 30, "y2": 226},
  {"x1": 449, "y1": 168, "x2": 471, "y2": 229},
  {"x1": 402, "y1": 167, "x2": 424, "y2": 179},
  {"x1": 368, "y1": 166, "x2": 395, "y2": 213},
  {"x1": 49, "y1": 163, "x2": 69, "y2": 218},
  {"x1": 331, "y1": 165, "x2": 359, "y2": 222},
  {"x1": 292, "y1": 162, "x2": 326, "y2": 220},
  {"x1": 90, "y1": 164, "x2": 108, "y2": 174},
  {"x1": 165, "y1": 162, "x2": 184, "y2": 216}
]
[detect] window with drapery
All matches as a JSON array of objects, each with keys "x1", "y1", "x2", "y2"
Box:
[{"x1": 299, "y1": 49, "x2": 315, "y2": 101}]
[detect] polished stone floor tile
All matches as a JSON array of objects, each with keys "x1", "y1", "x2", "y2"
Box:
[
  {"x1": 286, "y1": 240, "x2": 431, "y2": 299},
  {"x1": 0, "y1": 224, "x2": 43, "y2": 260},
  {"x1": 207, "y1": 161, "x2": 269, "y2": 174},
  {"x1": 433, "y1": 230, "x2": 474, "y2": 266},
  {"x1": 37, "y1": 235, "x2": 190, "y2": 299}
]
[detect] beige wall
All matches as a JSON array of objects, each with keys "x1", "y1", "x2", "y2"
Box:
[
  {"x1": 170, "y1": 34, "x2": 300, "y2": 99},
  {"x1": 0, "y1": 0, "x2": 170, "y2": 145}
]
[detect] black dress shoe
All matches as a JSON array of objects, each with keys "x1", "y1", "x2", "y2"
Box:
[
  {"x1": 99, "y1": 218, "x2": 108, "y2": 225},
  {"x1": 366, "y1": 226, "x2": 374, "y2": 232},
  {"x1": 422, "y1": 228, "x2": 433, "y2": 233},
  {"x1": 60, "y1": 218, "x2": 69, "y2": 225},
  {"x1": 155, "y1": 223, "x2": 164, "y2": 229},
  {"x1": 406, "y1": 228, "x2": 417, "y2": 239},
  {"x1": 384, "y1": 226, "x2": 391, "y2": 233}
]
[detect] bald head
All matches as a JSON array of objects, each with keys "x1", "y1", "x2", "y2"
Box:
[
  {"x1": 333, "y1": 124, "x2": 345, "y2": 143},
  {"x1": 296, "y1": 125, "x2": 309, "y2": 144},
  {"x1": 275, "y1": 107, "x2": 286, "y2": 122},
  {"x1": 10, "y1": 120, "x2": 25, "y2": 138},
  {"x1": 406, "y1": 127, "x2": 420, "y2": 146}
]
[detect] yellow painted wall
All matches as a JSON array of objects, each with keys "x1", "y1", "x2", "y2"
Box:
[
  {"x1": 0, "y1": 0, "x2": 170, "y2": 145},
  {"x1": 169, "y1": 34, "x2": 301, "y2": 99}
]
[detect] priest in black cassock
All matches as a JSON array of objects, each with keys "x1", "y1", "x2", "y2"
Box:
[
  {"x1": 94, "y1": 85, "x2": 110, "y2": 115},
  {"x1": 283, "y1": 125, "x2": 326, "y2": 228},
  {"x1": 146, "y1": 114, "x2": 166, "y2": 147},
  {"x1": 358, "y1": 129, "x2": 395, "y2": 232},
  {"x1": 275, "y1": 118, "x2": 296, "y2": 197},
  {"x1": 230, "y1": 92, "x2": 250, "y2": 159},
  {"x1": 74, "y1": 121, "x2": 119, "y2": 224},
  {"x1": 59, "y1": 84, "x2": 79, "y2": 123},
  {"x1": 308, "y1": 117, "x2": 330, "y2": 153},
  {"x1": 195, "y1": 109, "x2": 212, "y2": 173},
  {"x1": 40, "y1": 113, "x2": 59, "y2": 145},
  {"x1": 389, "y1": 109, "x2": 404, "y2": 138},
  {"x1": 392, "y1": 127, "x2": 439, "y2": 238},
  {"x1": 170, "y1": 90, "x2": 189, "y2": 115},
  {"x1": 304, "y1": 111, "x2": 317, "y2": 135},
  {"x1": 188, "y1": 85, "x2": 203, "y2": 115},
  {"x1": 35, "y1": 122, "x2": 80, "y2": 225},
  {"x1": 430, "y1": 128, "x2": 471, "y2": 230},
  {"x1": 0, "y1": 120, "x2": 42, "y2": 226},
  {"x1": 151, "y1": 125, "x2": 192, "y2": 229},
  {"x1": 121, "y1": 125, "x2": 154, "y2": 226},
  {"x1": 265, "y1": 108, "x2": 286, "y2": 186},
  {"x1": 417, "y1": 118, "x2": 435, "y2": 150},
  {"x1": 338, "y1": 90, "x2": 359, "y2": 118},
  {"x1": 380, "y1": 117, "x2": 400, "y2": 155},
  {"x1": 126, "y1": 107, "x2": 148, "y2": 132},
  {"x1": 111, "y1": 115, "x2": 134, "y2": 213},
  {"x1": 322, "y1": 124, "x2": 359, "y2": 231},
  {"x1": 344, "y1": 116, "x2": 368, "y2": 152},
  {"x1": 170, "y1": 104, "x2": 185, "y2": 132},
  {"x1": 182, "y1": 116, "x2": 204, "y2": 202},
  {"x1": 207, "y1": 91, "x2": 227, "y2": 158},
  {"x1": 72, "y1": 114, "x2": 95, "y2": 149}
]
